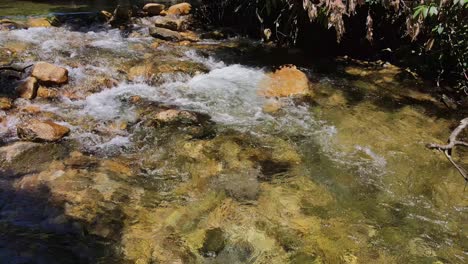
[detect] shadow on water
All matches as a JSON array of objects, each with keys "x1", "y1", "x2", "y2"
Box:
[{"x1": 0, "y1": 180, "x2": 125, "y2": 263}]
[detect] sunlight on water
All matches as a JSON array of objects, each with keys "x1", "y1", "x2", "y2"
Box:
[{"x1": 0, "y1": 16, "x2": 466, "y2": 264}]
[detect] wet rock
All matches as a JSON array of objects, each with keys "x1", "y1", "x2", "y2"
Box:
[
  {"x1": 17, "y1": 77, "x2": 39, "y2": 99},
  {"x1": 31, "y1": 62, "x2": 69, "y2": 85},
  {"x1": 109, "y1": 5, "x2": 132, "y2": 28},
  {"x1": 0, "y1": 141, "x2": 40, "y2": 164},
  {"x1": 143, "y1": 3, "x2": 165, "y2": 16},
  {"x1": 200, "y1": 30, "x2": 226, "y2": 40},
  {"x1": 100, "y1": 10, "x2": 113, "y2": 21},
  {"x1": 17, "y1": 120, "x2": 70, "y2": 142},
  {"x1": 0, "y1": 97, "x2": 13, "y2": 110},
  {"x1": 149, "y1": 27, "x2": 188, "y2": 42},
  {"x1": 213, "y1": 168, "x2": 260, "y2": 201},
  {"x1": 128, "y1": 64, "x2": 155, "y2": 81},
  {"x1": 37, "y1": 87, "x2": 59, "y2": 99},
  {"x1": 258, "y1": 65, "x2": 311, "y2": 97},
  {"x1": 65, "y1": 152, "x2": 99, "y2": 169},
  {"x1": 0, "y1": 142, "x2": 67, "y2": 174},
  {"x1": 408, "y1": 238, "x2": 436, "y2": 257},
  {"x1": 262, "y1": 99, "x2": 282, "y2": 113},
  {"x1": 27, "y1": 18, "x2": 52, "y2": 28},
  {"x1": 0, "y1": 19, "x2": 26, "y2": 31},
  {"x1": 153, "y1": 16, "x2": 189, "y2": 31},
  {"x1": 201, "y1": 228, "x2": 226, "y2": 257},
  {"x1": 155, "y1": 109, "x2": 198, "y2": 123},
  {"x1": 167, "y1": 3, "x2": 192, "y2": 16}
]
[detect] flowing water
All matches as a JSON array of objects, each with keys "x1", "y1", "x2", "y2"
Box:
[{"x1": 0, "y1": 5, "x2": 467, "y2": 264}]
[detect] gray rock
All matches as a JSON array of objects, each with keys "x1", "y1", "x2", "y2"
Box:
[{"x1": 149, "y1": 27, "x2": 188, "y2": 41}]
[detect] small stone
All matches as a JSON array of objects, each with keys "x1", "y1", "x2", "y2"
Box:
[
  {"x1": 17, "y1": 120, "x2": 70, "y2": 142},
  {"x1": 31, "y1": 62, "x2": 69, "y2": 85},
  {"x1": 167, "y1": 3, "x2": 192, "y2": 16},
  {"x1": 0, "y1": 97, "x2": 13, "y2": 110},
  {"x1": 17, "y1": 77, "x2": 39, "y2": 99},
  {"x1": 143, "y1": 3, "x2": 165, "y2": 16}
]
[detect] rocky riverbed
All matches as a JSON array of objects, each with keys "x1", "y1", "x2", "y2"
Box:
[{"x1": 0, "y1": 2, "x2": 467, "y2": 264}]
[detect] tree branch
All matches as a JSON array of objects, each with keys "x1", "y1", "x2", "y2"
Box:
[
  {"x1": 427, "y1": 117, "x2": 468, "y2": 182},
  {"x1": 0, "y1": 64, "x2": 33, "y2": 73}
]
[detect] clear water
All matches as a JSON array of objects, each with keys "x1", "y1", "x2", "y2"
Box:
[{"x1": 0, "y1": 12, "x2": 467, "y2": 264}]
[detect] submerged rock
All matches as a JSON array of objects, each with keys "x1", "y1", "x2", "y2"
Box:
[
  {"x1": 17, "y1": 120, "x2": 70, "y2": 142},
  {"x1": 143, "y1": 3, "x2": 165, "y2": 16},
  {"x1": 31, "y1": 62, "x2": 69, "y2": 85},
  {"x1": 17, "y1": 77, "x2": 39, "y2": 99},
  {"x1": 258, "y1": 65, "x2": 311, "y2": 97},
  {"x1": 201, "y1": 228, "x2": 226, "y2": 257},
  {"x1": 155, "y1": 109, "x2": 198, "y2": 123},
  {"x1": 167, "y1": 3, "x2": 192, "y2": 16}
]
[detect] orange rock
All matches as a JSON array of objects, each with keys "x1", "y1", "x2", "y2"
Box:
[
  {"x1": 17, "y1": 120, "x2": 70, "y2": 142},
  {"x1": 143, "y1": 3, "x2": 165, "y2": 16},
  {"x1": 0, "y1": 97, "x2": 13, "y2": 110},
  {"x1": 37, "y1": 87, "x2": 59, "y2": 99},
  {"x1": 31, "y1": 62, "x2": 69, "y2": 85},
  {"x1": 258, "y1": 65, "x2": 310, "y2": 97},
  {"x1": 17, "y1": 77, "x2": 39, "y2": 99},
  {"x1": 27, "y1": 18, "x2": 51, "y2": 28},
  {"x1": 20, "y1": 105, "x2": 41, "y2": 114},
  {"x1": 166, "y1": 3, "x2": 192, "y2": 16}
]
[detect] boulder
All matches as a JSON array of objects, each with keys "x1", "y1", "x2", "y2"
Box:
[
  {"x1": 27, "y1": 18, "x2": 52, "y2": 28},
  {"x1": 31, "y1": 62, "x2": 69, "y2": 85},
  {"x1": 258, "y1": 65, "x2": 311, "y2": 97},
  {"x1": 143, "y1": 3, "x2": 165, "y2": 16},
  {"x1": 0, "y1": 97, "x2": 13, "y2": 110},
  {"x1": 153, "y1": 16, "x2": 189, "y2": 31},
  {"x1": 17, "y1": 120, "x2": 70, "y2": 142},
  {"x1": 149, "y1": 27, "x2": 187, "y2": 42},
  {"x1": 17, "y1": 77, "x2": 39, "y2": 99},
  {"x1": 166, "y1": 3, "x2": 192, "y2": 16}
]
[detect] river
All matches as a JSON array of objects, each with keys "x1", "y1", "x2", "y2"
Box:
[{"x1": 0, "y1": 2, "x2": 466, "y2": 264}]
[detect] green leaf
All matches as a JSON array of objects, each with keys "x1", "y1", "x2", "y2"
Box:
[
  {"x1": 422, "y1": 6, "x2": 429, "y2": 18},
  {"x1": 429, "y1": 6, "x2": 438, "y2": 16},
  {"x1": 437, "y1": 25, "x2": 444, "y2": 34},
  {"x1": 413, "y1": 6, "x2": 423, "y2": 19}
]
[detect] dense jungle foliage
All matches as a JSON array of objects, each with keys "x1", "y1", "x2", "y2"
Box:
[{"x1": 196, "y1": 0, "x2": 467, "y2": 100}]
